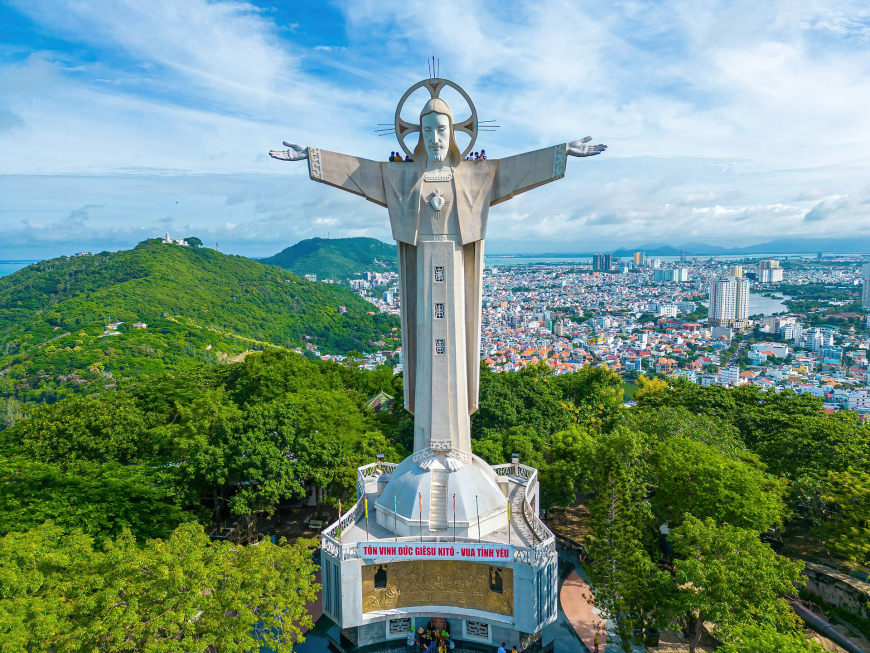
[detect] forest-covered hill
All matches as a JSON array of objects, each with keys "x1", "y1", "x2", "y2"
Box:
[
  {"x1": 0, "y1": 240, "x2": 399, "y2": 418},
  {"x1": 258, "y1": 237, "x2": 397, "y2": 280}
]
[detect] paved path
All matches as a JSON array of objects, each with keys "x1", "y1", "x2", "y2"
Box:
[{"x1": 560, "y1": 570, "x2": 607, "y2": 652}]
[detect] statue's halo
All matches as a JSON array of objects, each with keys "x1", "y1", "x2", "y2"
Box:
[{"x1": 394, "y1": 78, "x2": 478, "y2": 160}]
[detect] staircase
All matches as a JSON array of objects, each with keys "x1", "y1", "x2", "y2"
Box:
[{"x1": 429, "y1": 469, "x2": 449, "y2": 531}]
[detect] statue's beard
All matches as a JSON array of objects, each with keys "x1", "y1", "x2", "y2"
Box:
[{"x1": 429, "y1": 145, "x2": 446, "y2": 162}]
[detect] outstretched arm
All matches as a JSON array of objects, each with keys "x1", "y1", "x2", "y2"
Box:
[
  {"x1": 269, "y1": 141, "x2": 386, "y2": 207},
  {"x1": 490, "y1": 137, "x2": 606, "y2": 206}
]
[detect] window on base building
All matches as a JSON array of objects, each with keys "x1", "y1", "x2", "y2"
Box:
[
  {"x1": 389, "y1": 618, "x2": 412, "y2": 635},
  {"x1": 435, "y1": 303, "x2": 445, "y2": 319},
  {"x1": 434, "y1": 266, "x2": 444, "y2": 282},
  {"x1": 489, "y1": 567, "x2": 503, "y2": 594},
  {"x1": 465, "y1": 621, "x2": 490, "y2": 641},
  {"x1": 374, "y1": 565, "x2": 387, "y2": 589},
  {"x1": 435, "y1": 339, "x2": 445, "y2": 355}
]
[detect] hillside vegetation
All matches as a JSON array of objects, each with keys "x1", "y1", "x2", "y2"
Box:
[
  {"x1": 0, "y1": 240, "x2": 399, "y2": 419},
  {"x1": 258, "y1": 237, "x2": 396, "y2": 280}
]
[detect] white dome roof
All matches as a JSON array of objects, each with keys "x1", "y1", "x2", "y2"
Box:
[{"x1": 375, "y1": 454, "x2": 506, "y2": 523}]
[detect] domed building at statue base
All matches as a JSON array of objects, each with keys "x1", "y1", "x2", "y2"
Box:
[{"x1": 320, "y1": 452, "x2": 557, "y2": 652}]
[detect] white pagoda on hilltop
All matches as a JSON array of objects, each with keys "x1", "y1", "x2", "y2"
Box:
[{"x1": 270, "y1": 73, "x2": 607, "y2": 651}]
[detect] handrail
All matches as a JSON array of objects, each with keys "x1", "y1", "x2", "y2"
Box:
[
  {"x1": 521, "y1": 467, "x2": 557, "y2": 562},
  {"x1": 355, "y1": 461, "x2": 396, "y2": 501}
]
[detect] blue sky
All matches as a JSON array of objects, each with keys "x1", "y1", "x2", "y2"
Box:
[{"x1": 1, "y1": 0, "x2": 870, "y2": 259}]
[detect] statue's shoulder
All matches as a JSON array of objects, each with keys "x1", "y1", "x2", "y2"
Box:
[
  {"x1": 383, "y1": 161, "x2": 423, "y2": 184},
  {"x1": 455, "y1": 160, "x2": 498, "y2": 183}
]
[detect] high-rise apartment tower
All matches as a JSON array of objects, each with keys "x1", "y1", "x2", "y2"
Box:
[{"x1": 708, "y1": 276, "x2": 750, "y2": 327}]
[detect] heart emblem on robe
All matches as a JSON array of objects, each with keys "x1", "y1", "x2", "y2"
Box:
[{"x1": 431, "y1": 188, "x2": 445, "y2": 211}]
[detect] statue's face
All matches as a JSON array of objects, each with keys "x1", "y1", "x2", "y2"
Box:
[{"x1": 421, "y1": 112, "x2": 450, "y2": 163}]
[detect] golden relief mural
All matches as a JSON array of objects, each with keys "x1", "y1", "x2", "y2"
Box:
[{"x1": 361, "y1": 561, "x2": 513, "y2": 616}]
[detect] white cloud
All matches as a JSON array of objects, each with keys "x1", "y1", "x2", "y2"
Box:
[
  {"x1": 804, "y1": 187, "x2": 870, "y2": 224},
  {"x1": 3, "y1": 0, "x2": 870, "y2": 257}
]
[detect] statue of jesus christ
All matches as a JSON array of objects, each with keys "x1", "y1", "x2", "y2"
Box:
[{"x1": 270, "y1": 83, "x2": 605, "y2": 469}]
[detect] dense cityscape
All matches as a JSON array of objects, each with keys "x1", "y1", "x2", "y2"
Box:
[{"x1": 324, "y1": 253, "x2": 870, "y2": 414}]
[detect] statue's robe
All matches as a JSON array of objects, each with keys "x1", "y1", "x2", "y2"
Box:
[{"x1": 307, "y1": 144, "x2": 568, "y2": 453}]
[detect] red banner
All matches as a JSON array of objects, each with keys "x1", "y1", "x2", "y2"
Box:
[{"x1": 357, "y1": 542, "x2": 513, "y2": 562}]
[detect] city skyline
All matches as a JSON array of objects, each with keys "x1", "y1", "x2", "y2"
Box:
[{"x1": 2, "y1": 1, "x2": 870, "y2": 260}]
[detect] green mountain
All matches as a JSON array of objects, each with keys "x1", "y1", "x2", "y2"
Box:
[
  {"x1": 258, "y1": 237, "x2": 397, "y2": 280},
  {"x1": 0, "y1": 239, "x2": 399, "y2": 419}
]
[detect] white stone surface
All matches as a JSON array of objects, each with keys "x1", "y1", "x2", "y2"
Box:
[{"x1": 373, "y1": 454, "x2": 507, "y2": 538}]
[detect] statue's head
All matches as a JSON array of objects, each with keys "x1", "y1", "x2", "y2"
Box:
[{"x1": 415, "y1": 98, "x2": 462, "y2": 168}]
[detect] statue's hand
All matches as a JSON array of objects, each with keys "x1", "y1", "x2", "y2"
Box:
[
  {"x1": 269, "y1": 141, "x2": 309, "y2": 161},
  {"x1": 568, "y1": 136, "x2": 607, "y2": 157}
]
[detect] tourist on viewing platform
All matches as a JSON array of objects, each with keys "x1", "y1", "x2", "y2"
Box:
[
  {"x1": 407, "y1": 629, "x2": 417, "y2": 649},
  {"x1": 404, "y1": 154, "x2": 412, "y2": 161},
  {"x1": 497, "y1": 642, "x2": 507, "y2": 653},
  {"x1": 479, "y1": 149, "x2": 487, "y2": 160}
]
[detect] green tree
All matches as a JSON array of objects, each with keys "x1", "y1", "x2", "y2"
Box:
[
  {"x1": 670, "y1": 516, "x2": 805, "y2": 653},
  {"x1": 0, "y1": 456, "x2": 193, "y2": 543},
  {"x1": 184, "y1": 236, "x2": 204, "y2": 247},
  {"x1": 553, "y1": 365, "x2": 624, "y2": 432},
  {"x1": 633, "y1": 374, "x2": 668, "y2": 402},
  {"x1": 0, "y1": 521, "x2": 320, "y2": 652},
  {"x1": 718, "y1": 624, "x2": 825, "y2": 653},
  {"x1": 171, "y1": 388, "x2": 244, "y2": 532},
  {"x1": 473, "y1": 362, "x2": 573, "y2": 439},
  {"x1": 650, "y1": 437, "x2": 785, "y2": 533},
  {"x1": 226, "y1": 400, "x2": 306, "y2": 542},
  {"x1": 470, "y1": 425, "x2": 548, "y2": 471},
  {"x1": 821, "y1": 467, "x2": 870, "y2": 566},
  {"x1": 541, "y1": 425, "x2": 597, "y2": 508},
  {"x1": 3, "y1": 393, "x2": 150, "y2": 466},
  {"x1": 584, "y1": 428, "x2": 667, "y2": 650},
  {"x1": 623, "y1": 406, "x2": 748, "y2": 460}
]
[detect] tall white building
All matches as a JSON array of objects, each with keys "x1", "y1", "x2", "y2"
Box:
[
  {"x1": 719, "y1": 366, "x2": 742, "y2": 386},
  {"x1": 862, "y1": 263, "x2": 870, "y2": 307},
  {"x1": 653, "y1": 268, "x2": 689, "y2": 282},
  {"x1": 650, "y1": 303, "x2": 678, "y2": 317},
  {"x1": 758, "y1": 268, "x2": 784, "y2": 283},
  {"x1": 806, "y1": 328, "x2": 835, "y2": 353},
  {"x1": 781, "y1": 323, "x2": 802, "y2": 344},
  {"x1": 708, "y1": 276, "x2": 750, "y2": 327}
]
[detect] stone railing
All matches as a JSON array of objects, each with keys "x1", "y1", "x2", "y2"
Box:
[
  {"x1": 493, "y1": 462, "x2": 556, "y2": 562},
  {"x1": 322, "y1": 495, "x2": 366, "y2": 559},
  {"x1": 356, "y1": 461, "x2": 389, "y2": 501}
]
